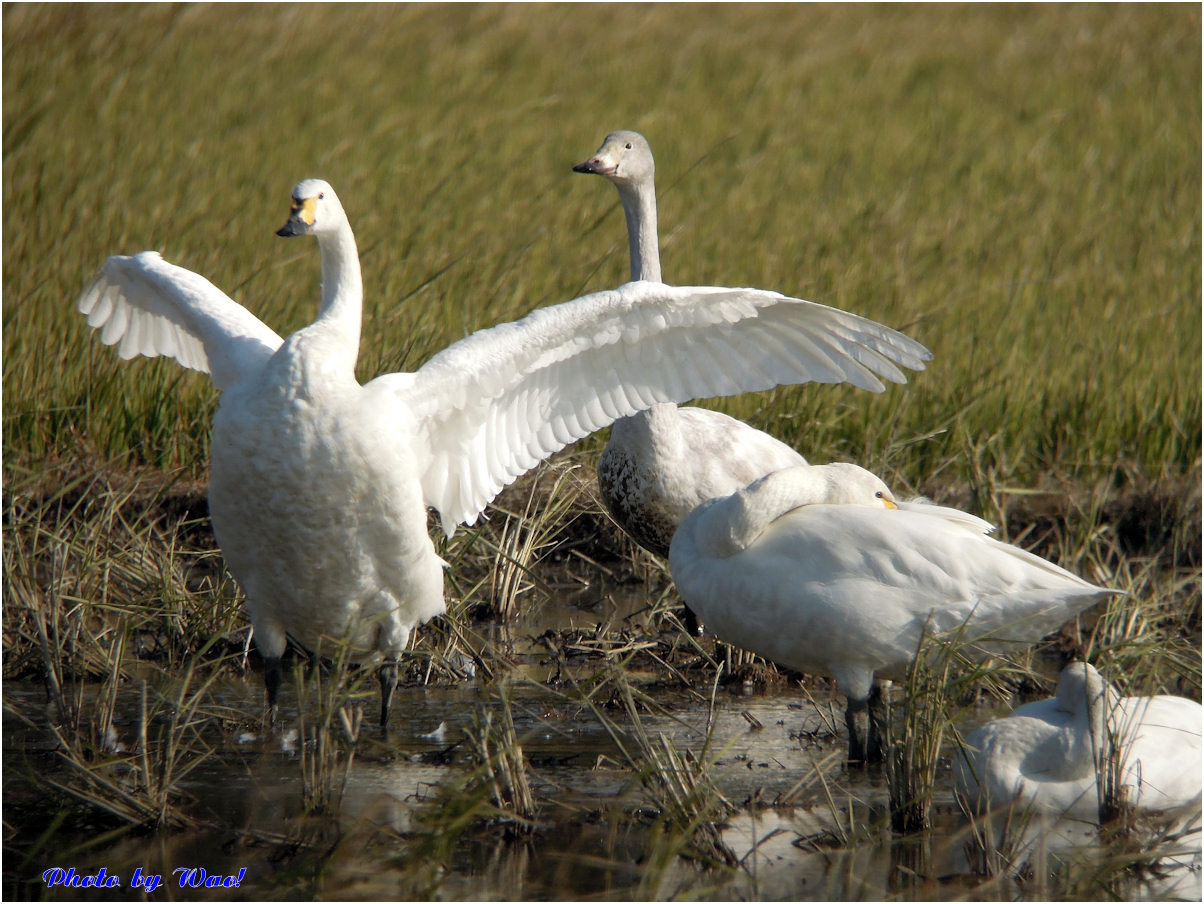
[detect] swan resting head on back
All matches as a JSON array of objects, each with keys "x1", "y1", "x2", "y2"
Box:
[
  {"x1": 955, "y1": 660, "x2": 1202, "y2": 823},
  {"x1": 668, "y1": 464, "x2": 1124, "y2": 763}
]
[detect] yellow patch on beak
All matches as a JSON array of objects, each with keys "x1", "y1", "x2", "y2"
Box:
[
  {"x1": 883, "y1": 498, "x2": 898, "y2": 509},
  {"x1": 289, "y1": 196, "x2": 318, "y2": 226}
]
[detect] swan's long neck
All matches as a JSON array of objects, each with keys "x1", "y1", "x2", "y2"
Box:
[
  {"x1": 614, "y1": 173, "x2": 674, "y2": 434},
  {"x1": 609, "y1": 401, "x2": 681, "y2": 457},
  {"x1": 696, "y1": 467, "x2": 827, "y2": 557},
  {"x1": 1056, "y1": 663, "x2": 1121, "y2": 784},
  {"x1": 616, "y1": 177, "x2": 661, "y2": 284},
  {"x1": 313, "y1": 219, "x2": 363, "y2": 372}
]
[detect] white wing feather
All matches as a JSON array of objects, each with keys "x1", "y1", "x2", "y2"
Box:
[
  {"x1": 383, "y1": 281, "x2": 931, "y2": 534},
  {"x1": 77, "y1": 251, "x2": 284, "y2": 391},
  {"x1": 896, "y1": 499, "x2": 997, "y2": 535}
]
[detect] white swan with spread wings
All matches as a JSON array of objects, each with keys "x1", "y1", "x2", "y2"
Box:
[{"x1": 78, "y1": 178, "x2": 931, "y2": 725}]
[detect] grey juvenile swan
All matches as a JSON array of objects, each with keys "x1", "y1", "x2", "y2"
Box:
[{"x1": 574, "y1": 131, "x2": 930, "y2": 633}]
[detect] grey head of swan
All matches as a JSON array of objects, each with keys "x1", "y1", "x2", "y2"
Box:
[
  {"x1": 573, "y1": 130, "x2": 655, "y2": 188},
  {"x1": 574, "y1": 130, "x2": 660, "y2": 283}
]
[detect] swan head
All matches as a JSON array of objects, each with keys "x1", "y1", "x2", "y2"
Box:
[
  {"x1": 813, "y1": 462, "x2": 899, "y2": 509},
  {"x1": 277, "y1": 179, "x2": 346, "y2": 238},
  {"x1": 736, "y1": 463, "x2": 898, "y2": 517},
  {"x1": 688, "y1": 463, "x2": 898, "y2": 559},
  {"x1": 573, "y1": 130, "x2": 654, "y2": 189},
  {"x1": 1056, "y1": 661, "x2": 1120, "y2": 716}
]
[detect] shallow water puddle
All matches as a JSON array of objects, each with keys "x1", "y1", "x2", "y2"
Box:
[{"x1": 5, "y1": 618, "x2": 1200, "y2": 900}]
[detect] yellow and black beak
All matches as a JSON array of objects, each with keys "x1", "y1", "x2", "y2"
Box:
[{"x1": 276, "y1": 196, "x2": 318, "y2": 237}]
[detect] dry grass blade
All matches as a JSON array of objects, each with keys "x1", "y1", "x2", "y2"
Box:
[
  {"x1": 461, "y1": 687, "x2": 536, "y2": 824},
  {"x1": 954, "y1": 784, "x2": 1039, "y2": 883},
  {"x1": 444, "y1": 460, "x2": 593, "y2": 621},
  {"x1": 885, "y1": 619, "x2": 957, "y2": 836},
  {"x1": 4, "y1": 460, "x2": 245, "y2": 681},
  {"x1": 295, "y1": 639, "x2": 366, "y2": 816},
  {"x1": 32, "y1": 647, "x2": 232, "y2": 830},
  {"x1": 568, "y1": 663, "x2": 739, "y2": 886},
  {"x1": 396, "y1": 684, "x2": 540, "y2": 898}
]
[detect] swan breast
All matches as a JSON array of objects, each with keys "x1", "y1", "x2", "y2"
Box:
[{"x1": 209, "y1": 365, "x2": 444, "y2": 658}]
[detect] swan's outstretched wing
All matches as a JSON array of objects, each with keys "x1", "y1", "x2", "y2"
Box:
[
  {"x1": 380, "y1": 280, "x2": 932, "y2": 534},
  {"x1": 77, "y1": 251, "x2": 283, "y2": 391}
]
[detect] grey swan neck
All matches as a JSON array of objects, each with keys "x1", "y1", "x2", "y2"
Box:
[
  {"x1": 614, "y1": 173, "x2": 674, "y2": 435},
  {"x1": 616, "y1": 178, "x2": 662, "y2": 284}
]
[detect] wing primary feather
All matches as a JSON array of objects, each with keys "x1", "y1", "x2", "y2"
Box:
[
  {"x1": 77, "y1": 252, "x2": 284, "y2": 390},
  {"x1": 394, "y1": 278, "x2": 931, "y2": 533}
]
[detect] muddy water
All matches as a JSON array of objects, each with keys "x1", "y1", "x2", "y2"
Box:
[
  {"x1": 4, "y1": 597, "x2": 1201, "y2": 900},
  {"x1": 4, "y1": 680, "x2": 854, "y2": 899}
]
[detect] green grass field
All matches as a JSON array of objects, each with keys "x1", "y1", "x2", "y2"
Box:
[
  {"x1": 5, "y1": 4, "x2": 1199, "y2": 496},
  {"x1": 3, "y1": 7, "x2": 1201, "y2": 897}
]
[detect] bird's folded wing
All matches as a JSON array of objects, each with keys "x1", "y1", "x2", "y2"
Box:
[
  {"x1": 896, "y1": 499, "x2": 997, "y2": 535},
  {"x1": 379, "y1": 281, "x2": 931, "y2": 535},
  {"x1": 77, "y1": 251, "x2": 283, "y2": 391}
]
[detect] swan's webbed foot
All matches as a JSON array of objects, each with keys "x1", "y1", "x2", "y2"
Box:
[
  {"x1": 682, "y1": 604, "x2": 704, "y2": 637},
  {"x1": 378, "y1": 660, "x2": 398, "y2": 730},
  {"x1": 264, "y1": 655, "x2": 282, "y2": 727}
]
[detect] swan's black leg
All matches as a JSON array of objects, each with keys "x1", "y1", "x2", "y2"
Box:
[
  {"x1": 867, "y1": 683, "x2": 889, "y2": 764},
  {"x1": 845, "y1": 697, "x2": 870, "y2": 765},
  {"x1": 682, "y1": 603, "x2": 704, "y2": 637},
  {"x1": 379, "y1": 659, "x2": 398, "y2": 729},
  {"x1": 264, "y1": 655, "x2": 281, "y2": 726}
]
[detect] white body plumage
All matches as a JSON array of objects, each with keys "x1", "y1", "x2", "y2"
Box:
[
  {"x1": 955, "y1": 661, "x2": 1202, "y2": 821},
  {"x1": 209, "y1": 352, "x2": 444, "y2": 662},
  {"x1": 78, "y1": 179, "x2": 932, "y2": 721},
  {"x1": 669, "y1": 464, "x2": 1122, "y2": 757}
]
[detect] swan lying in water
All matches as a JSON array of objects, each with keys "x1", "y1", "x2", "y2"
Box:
[
  {"x1": 78, "y1": 179, "x2": 931, "y2": 726},
  {"x1": 955, "y1": 660, "x2": 1202, "y2": 822},
  {"x1": 667, "y1": 464, "x2": 1123, "y2": 762}
]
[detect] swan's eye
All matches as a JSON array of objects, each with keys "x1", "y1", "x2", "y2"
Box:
[
  {"x1": 875, "y1": 491, "x2": 884, "y2": 499},
  {"x1": 625, "y1": 142, "x2": 632, "y2": 149},
  {"x1": 318, "y1": 192, "x2": 325, "y2": 200}
]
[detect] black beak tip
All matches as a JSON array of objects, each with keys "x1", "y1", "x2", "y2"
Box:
[
  {"x1": 276, "y1": 225, "x2": 293, "y2": 237},
  {"x1": 572, "y1": 161, "x2": 594, "y2": 174}
]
